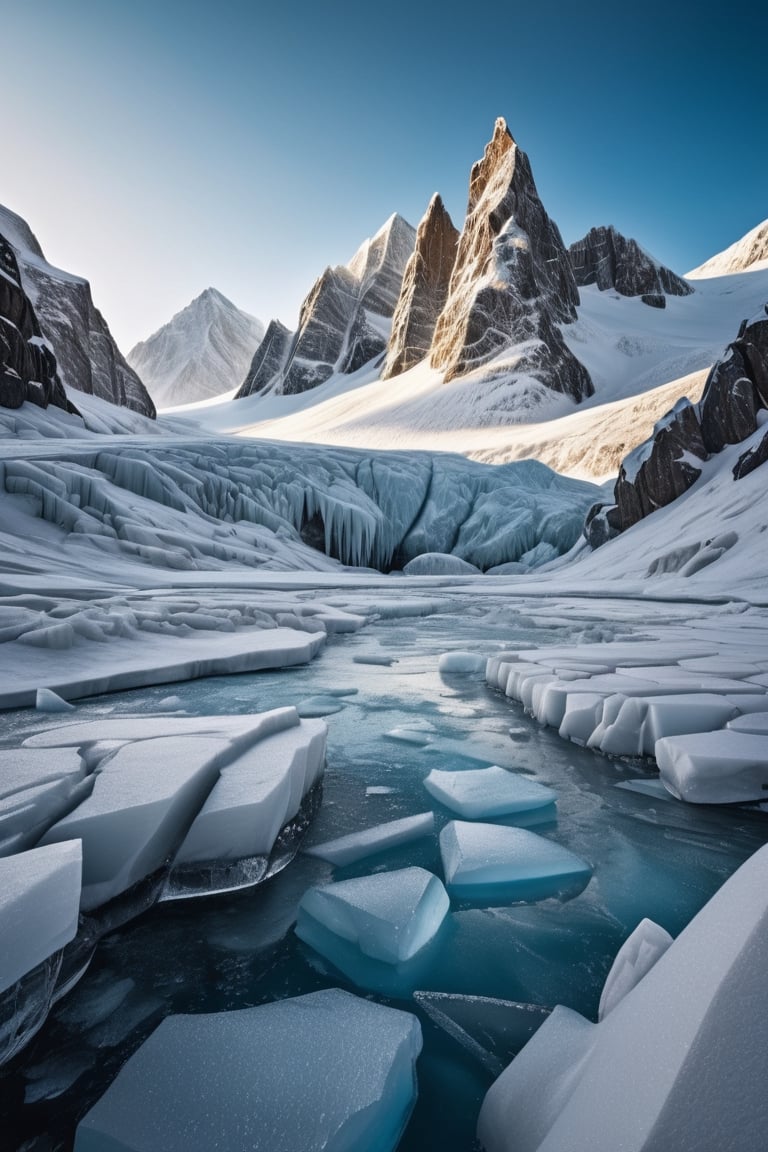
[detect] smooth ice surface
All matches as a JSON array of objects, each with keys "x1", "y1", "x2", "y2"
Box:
[
  {"x1": 297, "y1": 867, "x2": 449, "y2": 964},
  {"x1": 424, "y1": 766, "x2": 556, "y2": 820},
  {"x1": 40, "y1": 737, "x2": 224, "y2": 910},
  {"x1": 728, "y1": 713, "x2": 768, "y2": 735},
  {"x1": 439, "y1": 822, "x2": 591, "y2": 902},
  {"x1": 0, "y1": 841, "x2": 82, "y2": 993},
  {"x1": 656, "y1": 730, "x2": 768, "y2": 803},
  {"x1": 175, "y1": 720, "x2": 326, "y2": 864},
  {"x1": 477, "y1": 843, "x2": 768, "y2": 1152},
  {"x1": 304, "y1": 812, "x2": 434, "y2": 867},
  {"x1": 598, "y1": 919, "x2": 673, "y2": 1020},
  {"x1": 74, "y1": 989, "x2": 422, "y2": 1152}
]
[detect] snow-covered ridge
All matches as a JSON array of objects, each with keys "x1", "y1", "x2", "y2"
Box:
[
  {"x1": 687, "y1": 218, "x2": 768, "y2": 279},
  {"x1": 127, "y1": 288, "x2": 265, "y2": 409}
]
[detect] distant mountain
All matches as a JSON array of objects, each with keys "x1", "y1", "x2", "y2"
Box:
[
  {"x1": 568, "y1": 225, "x2": 692, "y2": 302},
  {"x1": 0, "y1": 203, "x2": 155, "y2": 417},
  {"x1": 236, "y1": 213, "x2": 416, "y2": 398},
  {"x1": 128, "y1": 289, "x2": 265, "y2": 409},
  {"x1": 687, "y1": 219, "x2": 768, "y2": 279}
]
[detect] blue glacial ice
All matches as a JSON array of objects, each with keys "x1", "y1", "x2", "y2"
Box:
[
  {"x1": 74, "y1": 988, "x2": 422, "y2": 1152},
  {"x1": 424, "y1": 766, "x2": 556, "y2": 822}
]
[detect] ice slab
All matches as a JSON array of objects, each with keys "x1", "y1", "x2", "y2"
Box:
[
  {"x1": 23, "y1": 711, "x2": 296, "y2": 749},
  {"x1": 656, "y1": 730, "x2": 768, "y2": 803},
  {"x1": 174, "y1": 720, "x2": 327, "y2": 864},
  {"x1": 477, "y1": 842, "x2": 768, "y2": 1152},
  {"x1": 728, "y1": 713, "x2": 768, "y2": 735},
  {"x1": 0, "y1": 841, "x2": 82, "y2": 993},
  {"x1": 589, "y1": 693, "x2": 741, "y2": 757},
  {"x1": 0, "y1": 747, "x2": 85, "y2": 799},
  {"x1": 598, "y1": 919, "x2": 673, "y2": 1020},
  {"x1": 74, "y1": 989, "x2": 422, "y2": 1152},
  {"x1": 297, "y1": 866, "x2": 449, "y2": 965},
  {"x1": 304, "y1": 812, "x2": 434, "y2": 867},
  {"x1": 35, "y1": 688, "x2": 75, "y2": 713},
  {"x1": 40, "y1": 737, "x2": 224, "y2": 910},
  {"x1": 424, "y1": 766, "x2": 556, "y2": 821},
  {"x1": 438, "y1": 651, "x2": 486, "y2": 673},
  {"x1": 439, "y1": 822, "x2": 591, "y2": 903},
  {"x1": 296, "y1": 695, "x2": 345, "y2": 717}
]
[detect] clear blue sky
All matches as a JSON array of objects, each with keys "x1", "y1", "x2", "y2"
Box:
[{"x1": 4, "y1": 0, "x2": 766, "y2": 351}]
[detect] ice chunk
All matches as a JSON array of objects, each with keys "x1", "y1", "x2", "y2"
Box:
[
  {"x1": 74, "y1": 989, "x2": 422, "y2": 1152},
  {"x1": 296, "y1": 695, "x2": 345, "y2": 717},
  {"x1": 438, "y1": 651, "x2": 486, "y2": 673},
  {"x1": 477, "y1": 842, "x2": 768, "y2": 1152},
  {"x1": 304, "y1": 812, "x2": 434, "y2": 867},
  {"x1": 0, "y1": 841, "x2": 82, "y2": 993},
  {"x1": 352, "y1": 654, "x2": 396, "y2": 666},
  {"x1": 439, "y1": 822, "x2": 591, "y2": 902},
  {"x1": 297, "y1": 866, "x2": 449, "y2": 965},
  {"x1": 656, "y1": 730, "x2": 768, "y2": 803},
  {"x1": 424, "y1": 766, "x2": 556, "y2": 822},
  {"x1": 367, "y1": 786, "x2": 396, "y2": 795},
  {"x1": 728, "y1": 713, "x2": 768, "y2": 736},
  {"x1": 172, "y1": 721, "x2": 326, "y2": 867},
  {"x1": 413, "y1": 992, "x2": 551, "y2": 1076},
  {"x1": 40, "y1": 737, "x2": 224, "y2": 910},
  {"x1": 598, "y1": 919, "x2": 673, "y2": 1020},
  {"x1": 35, "y1": 688, "x2": 75, "y2": 713},
  {"x1": 589, "y1": 693, "x2": 741, "y2": 757},
  {"x1": 403, "y1": 553, "x2": 481, "y2": 576}
]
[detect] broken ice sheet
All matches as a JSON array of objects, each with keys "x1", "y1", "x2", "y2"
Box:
[
  {"x1": 413, "y1": 991, "x2": 551, "y2": 1077},
  {"x1": 424, "y1": 766, "x2": 556, "y2": 822}
]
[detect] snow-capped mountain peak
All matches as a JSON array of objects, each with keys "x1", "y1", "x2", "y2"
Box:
[
  {"x1": 127, "y1": 289, "x2": 265, "y2": 409},
  {"x1": 686, "y1": 218, "x2": 768, "y2": 279}
]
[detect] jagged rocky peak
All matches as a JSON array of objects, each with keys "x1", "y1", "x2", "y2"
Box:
[
  {"x1": 383, "y1": 194, "x2": 460, "y2": 379},
  {"x1": 585, "y1": 305, "x2": 768, "y2": 547},
  {"x1": 127, "y1": 288, "x2": 265, "y2": 408},
  {"x1": 428, "y1": 118, "x2": 592, "y2": 403},
  {"x1": 0, "y1": 204, "x2": 155, "y2": 418},
  {"x1": 0, "y1": 231, "x2": 74, "y2": 414},
  {"x1": 241, "y1": 213, "x2": 416, "y2": 398},
  {"x1": 568, "y1": 225, "x2": 693, "y2": 300},
  {"x1": 236, "y1": 319, "x2": 294, "y2": 399}
]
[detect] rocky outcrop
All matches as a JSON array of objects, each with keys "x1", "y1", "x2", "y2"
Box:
[
  {"x1": 428, "y1": 118, "x2": 592, "y2": 402},
  {"x1": 245, "y1": 214, "x2": 416, "y2": 397},
  {"x1": 382, "y1": 194, "x2": 459, "y2": 379},
  {"x1": 0, "y1": 205, "x2": 155, "y2": 418},
  {"x1": 585, "y1": 306, "x2": 768, "y2": 547},
  {"x1": 237, "y1": 320, "x2": 294, "y2": 398},
  {"x1": 127, "y1": 288, "x2": 264, "y2": 408},
  {"x1": 568, "y1": 226, "x2": 692, "y2": 300},
  {"x1": 0, "y1": 232, "x2": 74, "y2": 414}
]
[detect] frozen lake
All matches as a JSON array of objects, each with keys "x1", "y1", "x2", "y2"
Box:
[{"x1": 3, "y1": 596, "x2": 768, "y2": 1151}]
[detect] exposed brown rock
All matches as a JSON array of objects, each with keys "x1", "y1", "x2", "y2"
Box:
[
  {"x1": 428, "y1": 118, "x2": 591, "y2": 403},
  {"x1": 382, "y1": 194, "x2": 459, "y2": 379}
]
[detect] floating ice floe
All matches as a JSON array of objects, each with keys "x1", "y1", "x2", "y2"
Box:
[
  {"x1": 304, "y1": 812, "x2": 434, "y2": 867},
  {"x1": 74, "y1": 989, "x2": 422, "y2": 1152},
  {"x1": 424, "y1": 766, "x2": 556, "y2": 823},
  {"x1": 439, "y1": 822, "x2": 591, "y2": 902},
  {"x1": 477, "y1": 842, "x2": 768, "y2": 1152},
  {"x1": 296, "y1": 866, "x2": 449, "y2": 966},
  {"x1": 438, "y1": 651, "x2": 486, "y2": 673},
  {"x1": 656, "y1": 730, "x2": 768, "y2": 803}
]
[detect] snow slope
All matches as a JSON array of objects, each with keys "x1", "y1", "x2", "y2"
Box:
[
  {"x1": 687, "y1": 219, "x2": 768, "y2": 279},
  {"x1": 127, "y1": 289, "x2": 264, "y2": 409},
  {"x1": 180, "y1": 265, "x2": 768, "y2": 480}
]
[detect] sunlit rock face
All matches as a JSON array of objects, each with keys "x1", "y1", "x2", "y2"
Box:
[
  {"x1": 568, "y1": 226, "x2": 693, "y2": 299},
  {"x1": 0, "y1": 204, "x2": 155, "y2": 417},
  {"x1": 428, "y1": 118, "x2": 592, "y2": 402},
  {"x1": 383, "y1": 194, "x2": 460, "y2": 379},
  {"x1": 0, "y1": 231, "x2": 72, "y2": 413},
  {"x1": 244, "y1": 214, "x2": 416, "y2": 397}
]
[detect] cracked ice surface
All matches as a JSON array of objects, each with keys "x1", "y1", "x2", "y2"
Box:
[{"x1": 74, "y1": 989, "x2": 422, "y2": 1152}]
